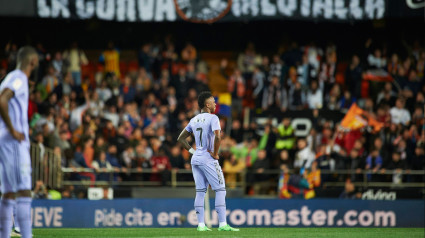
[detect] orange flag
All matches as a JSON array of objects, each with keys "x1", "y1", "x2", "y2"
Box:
[{"x1": 341, "y1": 103, "x2": 384, "y2": 133}]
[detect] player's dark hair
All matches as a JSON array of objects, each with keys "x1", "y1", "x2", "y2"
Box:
[
  {"x1": 198, "y1": 91, "x2": 212, "y2": 109},
  {"x1": 17, "y1": 46, "x2": 37, "y2": 67}
]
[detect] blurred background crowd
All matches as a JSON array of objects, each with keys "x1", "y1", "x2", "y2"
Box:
[{"x1": 1, "y1": 32, "x2": 424, "y2": 199}]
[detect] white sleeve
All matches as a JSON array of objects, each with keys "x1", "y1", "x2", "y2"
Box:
[
  {"x1": 211, "y1": 115, "x2": 221, "y2": 131},
  {"x1": 185, "y1": 119, "x2": 193, "y2": 133},
  {"x1": 2, "y1": 75, "x2": 25, "y2": 96}
]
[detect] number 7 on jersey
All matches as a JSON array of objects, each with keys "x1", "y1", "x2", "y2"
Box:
[{"x1": 196, "y1": 127, "x2": 203, "y2": 147}]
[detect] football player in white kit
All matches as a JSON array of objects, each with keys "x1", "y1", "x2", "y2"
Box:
[
  {"x1": 178, "y1": 91, "x2": 239, "y2": 232},
  {"x1": 0, "y1": 46, "x2": 39, "y2": 238}
]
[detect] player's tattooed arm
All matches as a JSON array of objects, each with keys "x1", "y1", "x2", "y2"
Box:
[
  {"x1": 177, "y1": 129, "x2": 194, "y2": 153},
  {"x1": 209, "y1": 130, "x2": 221, "y2": 160},
  {"x1": 0, "y1": 88, "x2": 24, "y2": 141}
]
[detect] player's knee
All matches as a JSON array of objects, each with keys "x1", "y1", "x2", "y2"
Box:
[
  {"x1": 17, "y1": 190, "x2": 31, "y2": 198},
  {"x1": 196, "y1": 188, "x2": 207, "y2": 194},
  {"x1": 214, "y1": 188, "x2": 226, "y2": 193}
]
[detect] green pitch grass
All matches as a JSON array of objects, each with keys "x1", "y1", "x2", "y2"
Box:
[{"x1": 31, "y1": 228, "x2": 424, "y2": 238}]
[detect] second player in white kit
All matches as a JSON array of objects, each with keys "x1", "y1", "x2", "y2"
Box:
[{"x1": 0, "y1": 46, "x2": 39, "y2": 238}]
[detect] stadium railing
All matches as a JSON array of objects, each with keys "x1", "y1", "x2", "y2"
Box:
[
  {"x1": 30, "y1": 143, "x2": 62, "y2": 189},
  {"x1": 60, "y1": 168, "x2": 425, "y2": 189},
  {"x1": 29, "y1": 143, "x2": 424, "y2": 191}
]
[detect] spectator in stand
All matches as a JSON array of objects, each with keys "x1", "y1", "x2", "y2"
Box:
[
  {"x1": 306, "y1": 80, "x2": 323, "y2": 109},
  {"x1": 94, "y1": 136, "x2": 107, "y2": 158},
  {"x1": 237, "y1": 42, "x2": 261, "y2": 76},
  {"x1": 33, "y1": 181, "x2": 49, "y2": 199},
  {"x1": 231, "y1": 125, "x2": 270, "y2": 167},
  {"x1": 83, "y1": 138, "x2": 95, "y2": 167},
  {"x1": 252, "y1": 66, "x2": 265, "y2": 108},
  {"x1": 275, "y1": 118, "x2": 295, "y2": 152},
  {"x1": 402, "y1": 57, "x2": 412, "y2": 75},
  {"x1": 318, "y1": 50, "x2": 337, "y2": 96},
  {"x1": 339, "y1": 90, "x2": 356, "y2": 112},
  {"x1": 287, "y1": 167, "x2": 311, "y2": 199},
  {"x1": 71, "y1": 144, "x2": 96, "y2": 183},
  {"x1": 181, "y1": 42, "x2": 197, "y2": 62},
  {"x1": 325, "y1": 84, "x2": 341, "y2": 110},
  {"x1": 172, "y1": 68, "x2": 192, "y2": 100},
  {"x1": 139, "y1": 138, "x2": 153, "y2": 161},
  {"x1": 395, "y1": 66, "x2": 409, "y2": 91},
  {"x1": 377, "y1": 82, "x2": 397, "y2": 105},
  {"x1": 387, "y1": 53, "x2": 400, "y2": 75},
  {"x1": 339, "y1": 179, "x2": 361, "y2": 199},
  {"x1": 416, "y1": 51, "x2": 425, "y2": 79},
  {"x1": 306, "y1": 161, "x2": 321, "y2": 198},
  {"x1": 382, "y1": 152, "x2": 406, "y2": 184},
  {"x1": 103, "y1": 105, "x2": 119, "y2": 129},
  {"x1": 378, "y1": 92, "x2": 396, "y2": 110},
  {"x1": 416, "y1": 91, "x2": 425, "y2": 108},
  {"x1": 106, "y1": 144, "x2": 124, "y2": 180},
  {"x1": 110, "y1": 126, "x2": 130, "y2": 157},
  {"x1": 345, "y1": 55, "x2": 363, "y2": 99},
  {"x1": 294, "y1": 139, "x2": 315, "y2": 169},
  {"x1": 4, "y1": 41, "x2": 18, "y2": 71},
  {"x1": 288, "y1": 80, "x2": 305, "y2": 110},
  {"x1": 192, "y1": 73, "x2": 210, "y2": 94},
  {"x1": 169, "y1": 145, "x2": 185, "y2": 169},
  {"x1": 230, "y1": 120, "x2": 243, "y2": 143},
  {"x1": 120, "y1": 76, "x2": 136, "y2": 103},
  {"x1": 247, "y1": 149, "x2": 270, "y2": 194},
  {"x1": 332, "y1": 146, "x2": 349, "y2": 172},
  {"x1": 349, "y1": 149, "x2": 363, "y2": 181},
  {"x1": 314, "y1": 145, "x2": 333, "y2": 179},
  {"x1": 47, "y1": 118, "x2": 70, "y2": 153},
  {"x1": 259, "y1": 56, "x2": 271, "y2": 80},
  {"x1": 303, "y1": 42, "x2": 322, "y2": 78},
  {"x1": 390, "y1": 98, "x2": 411, "y2": 126},
  {"x1": 151, "y1": 148, "x2": 171, "y2": 186},
  {"x1": 186, "y1": 61, "x2": 197, "y2": 81},
  {"x1": 138, "y1": 44, "x2": 154, "y2": 73},
  {"x1": 262, "y1": 75, "x2": 285, "y2": 112},
  {"x1": 228, "y1": 69, "x2": 245, "y2": 116},
  {"x1": 281, "y1": 42, "x2": 302, "y2": 68},
  {"x1": 269, "y1": 54, "x2": 283, "y2": 83},
  {"x1": 100, "y1": 41, "x2": 120, "y2": 78},
  {"x1": 88, "y1": 91, "x2": 104, "y2": 117},
  {"x1": 92, "y1": 151, "x2": 114, "y2": 181},
  {"x1": 63, "y1": 42, "x2": 88, "y2": 86},
  {"x1": 412, "y1": 105, "x2": 424, "y2": 128},
  {"x1": 134, "y1": 144, "x2": 151, "y2": 181},
  {"x1": 61, "y1": 72, "x2": 74, "y2": 96},
  {"x1": 279, "y1": 150, "x2": 292, "y2": 170},
  {"x1": 297, "y1": 54, "x2": 312, "y2": 89},
  {"x1": 69, "y1": 92, "x2": 90, "y2": 131},
  {"x1": 41, "y1": 64, "x2": 59, "y2": 95},
  {"x1": 367, "y1": 49, "x2": 386, "y2": 69},
  {"x1": 52, "y1": 51, "x2": 63, "y2": 77},
  {"x1": 223, "y1": 154, "x2": 245, "y2": 188},
  {"x1": 410, "y1": 146, "x2": 425, "y2": 182},
  {"x1": 135, "y1": 68, "x2": 153, "y2": 96},
  {"x1": 365, "y1": 149, "x2": 383, "y2": 181},
  {"x1": 35, "y1": 42, "x2": 51, "y2": 82},
  {"x1": 96, "y1": 80, "x2": 112, "y2": 103},
  {"x1": 122, "y1": 146, "x2": 135, "y2": 170}
]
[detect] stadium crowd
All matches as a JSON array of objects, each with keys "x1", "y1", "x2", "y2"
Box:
[{"x1": 1, "y1": 37, "x2": 424, "y2": 198}]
